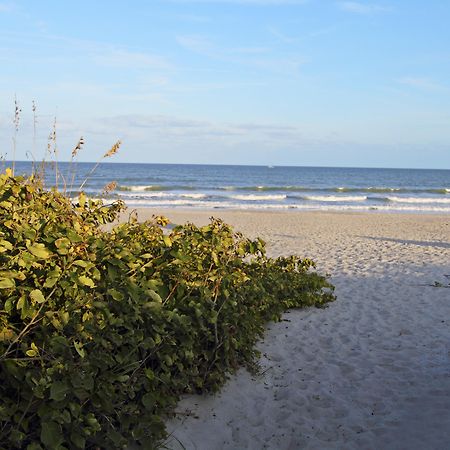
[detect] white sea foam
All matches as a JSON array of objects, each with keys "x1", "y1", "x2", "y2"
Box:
[
  {"x1": 100, "y1": 196, "x2": 450, "y2": 213},
  {"x1": 123, "y1": 199, "x2": 210, "y2": 206},
  {"x1": 230, "y1": 194, "x2": 287, "y2": 201},
  {"x1": 118, "y1": 192, "x2": 207, "y2": 200},
  {"x1": 305, "y1": 195, "x2": 367, "y2": 202},
  {"x1": 388, "y1": 196, "x2": 450, "y2": 204},
  {"x1": 180, "y1": 193, "x2": 207, "y2": 199},
  {"x1": 118, "y1": 185, "x2": 156, "y2": 191},
  {"x1": 118, "y1": 191, "x2": 174, "y2": 198}
]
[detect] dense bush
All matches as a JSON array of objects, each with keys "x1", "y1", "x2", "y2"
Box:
[{"x1": 0, "y1": 170, "x2": 335, "y2": 449}]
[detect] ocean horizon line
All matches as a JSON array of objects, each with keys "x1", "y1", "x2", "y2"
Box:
[{"x1": 5, "y1": 160, "x2": 450, "y2": 172}]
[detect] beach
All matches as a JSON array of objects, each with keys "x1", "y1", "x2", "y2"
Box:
[{"x1": 129, "y1": 209, "x2": 450, "y2": 450}]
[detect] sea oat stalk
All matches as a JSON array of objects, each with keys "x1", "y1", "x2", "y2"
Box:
[{"x1": 78, "y1": 140, "x2": 121, "y2": 191}]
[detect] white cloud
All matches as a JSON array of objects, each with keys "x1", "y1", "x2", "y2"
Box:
[{"x1": 337, "y1": 1, "x2": 390, "y2": 14}]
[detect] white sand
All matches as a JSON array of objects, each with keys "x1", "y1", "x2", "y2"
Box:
[{"x1": 134, "y1": 210, "x2": 450, "y2": 450}]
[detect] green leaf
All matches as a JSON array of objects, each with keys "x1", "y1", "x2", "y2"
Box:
[
  {"x1": 78, "y1": 275, "x2": 95, "y2": 288},
  {"x1": 41, "y1": 421, "x2": 64, "y2": 448},
  {"x1": 107, "y1": 288, "x2": 124, "y2": 301},
  {"x1": 50, "y1": 381, "x2": 69, "y2": 401},
  {"x1": 142, "y1": 393, "x2": 154, "y2": 409},
  {"x1": 70, "y1": 431, "x2": 86, "y2": 449},
  {"x1": 30, "y1": 289, "x2": 46, "y2": 304},
  {"x1": 16, "y1": 295, "x2": 26, "y2": 310},
  {"x1": 74, "y1": 341, "x2": 85, "y2": 358},
  {"x1": 144, "y1": 368, "x2": 155, "y2": 381},
  {"x1": 0, "y1": 277, "x2": 15, "y2": 289},
  {"x1": 4, "y1": 298, "x2": 13, "y2": 313},
  {"x1": 9, "y1": 429, "x2": 25, "y2": 444},
  {"x1": 163, "y1": 235, "x2": 172, "y2": 247},
  {"x1": 148, "y1": 290, "x2": 163, "y2": 303},
  {"x1": 67, "y1": 229, "x2": 83, "y2": 243},
  {"x1": 28, "y1": 243, "x2": 52, "y2": 259},
  {"x1": 26, "y1": 443, "x2": 44, "y2": 450},
  {"x1": 73, "y1": 260, "x2": 90, "y2": 268}
]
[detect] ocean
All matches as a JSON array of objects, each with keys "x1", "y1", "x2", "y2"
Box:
[{"x1": 8, "y1": 162, "x2": 450, "y2": 214}]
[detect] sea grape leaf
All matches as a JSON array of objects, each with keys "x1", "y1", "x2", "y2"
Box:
[
  {"x1": 148, "y1": 290, "x2": 163, "y2": 303},
  {"x1": 107, "y1": 288, "x2": 124, "y2": 301},
  {"x1": 41, "y1": 421, "x2": 63, "y2": 448},
  {"x1": 78, "y1": 275, "x2": 95, "y2": 288},
  {"x1": 74, "y1": 341, "x2": 85, "y2": 358},
  {"x1": 141, "y1": 393, "x2": 154, "y2": 409},
  {"x1": 50, "y1": 381, "x2": 69, "y2": 401},
  {"x1": 0, "y1": 277, "x2": 15, "y2": 289},
  {"x1": 28, "y1": 243, "x2": 52, "y2": 259},
  {"x1": 30, "y1": 289, "x2": 46, "y2": 304}
]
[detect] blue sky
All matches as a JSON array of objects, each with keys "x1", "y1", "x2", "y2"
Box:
[{"x1": 0, "y1": 0, "x2": 449, "y2": 168}]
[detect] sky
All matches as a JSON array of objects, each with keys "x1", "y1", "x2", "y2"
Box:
[{"x1": 0, "y1": 0, "x2": 449, "y2": 168}]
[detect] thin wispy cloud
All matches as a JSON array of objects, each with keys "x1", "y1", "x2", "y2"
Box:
[
  {"x1": 176, "y1": 13, "x2": 212, "y2": 23},
  {"x1": 91, "y1": 114, "x2": 323, "y2": 148},
  {"x1": 168, "y1": 0, "x2": 308, "y2": 5},
  {"x1": 176, "y1": 33, "x2": 303, "y2": 74},
  {"x1": 176, "y1": 35, "x2": 215, "y2": 55},
  {"x1": 397, "y1": 77, "x2": 447, "y2": 91},
  {"x1": 232, "y1": 46, "x2": 269, "y2": 54},
  {"x1": 0, "y1": 2, "x2": 13, "y2": 12},
  {"x1": 92, "y1": 48, "x2": 171, "y2": 70},
  {"x1": 337, "y1": 1, "x2": 390, "y2": 14},
  {"x1": 268, "y1": 26, "x2": 299, "y2": 44}
]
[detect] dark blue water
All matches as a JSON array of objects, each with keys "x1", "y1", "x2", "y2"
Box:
[{"x1": 7, "y1": 162, "x2": 450, "y2": 213}]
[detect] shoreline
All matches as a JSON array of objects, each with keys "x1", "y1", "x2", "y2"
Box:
[
  {"x1": 120, "y1": 204, "x2": 450, "y2": 215},
  {"x1": 126, "y1": 207, "x2": 450, "y2": 220},
  {"x1": 134, "y1": 209, "x2": 450, "y2": 449}
]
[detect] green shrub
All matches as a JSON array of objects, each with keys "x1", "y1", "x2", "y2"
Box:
[{"x1": 0, "y1": 170, "x2": 335, "y2": 449}]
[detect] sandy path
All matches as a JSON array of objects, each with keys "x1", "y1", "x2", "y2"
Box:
[{"x1": 133, "y1": 210, "x2": 450, "y2": 450}]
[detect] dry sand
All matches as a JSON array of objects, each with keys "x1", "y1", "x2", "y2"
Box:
[{"x1": 133, "y1": 210, "x2": 450, "y2": 450}]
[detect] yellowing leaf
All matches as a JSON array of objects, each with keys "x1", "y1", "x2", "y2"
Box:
[
  {"x1": 0, "y1": 328, "x2": 15, "y2": 342},
  {"x1": 0, "y1": 278, "x2": 15, "y2": 289},
  {"x1": 55, "y1": 237, "x2": 71, "y2": 254},
  {"x1": 60, "y1": 311, "x2": 69, "y2": 325},
  {"x1": 0, "y1": 239, "x2": 13, "y2": 253},
  {"x1": 78, "y1": 192, "x2": 86, "y2": 208},
  {"x1": 30, "y1": 289, "x2": 46, "y2": 304},
  {"x1": 148, "y1": 290, "x2": 163, "y2": 303},
  {"x1": 74, "y1": 341, "x2": 85, "y2": 358},
  {"x1": 16, "y1": 295, "x2": 25, "y2": 310},
  {"x1": 28, "y1": 243, "x2": 52, "y2": 259},
  {"x1": 78, "y1": 275, "x2": 95, "y2": 288}
]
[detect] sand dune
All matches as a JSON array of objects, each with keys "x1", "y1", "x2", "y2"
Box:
[{"x1": 133, "y1": 210, "x2": 450, "y2": 450}]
